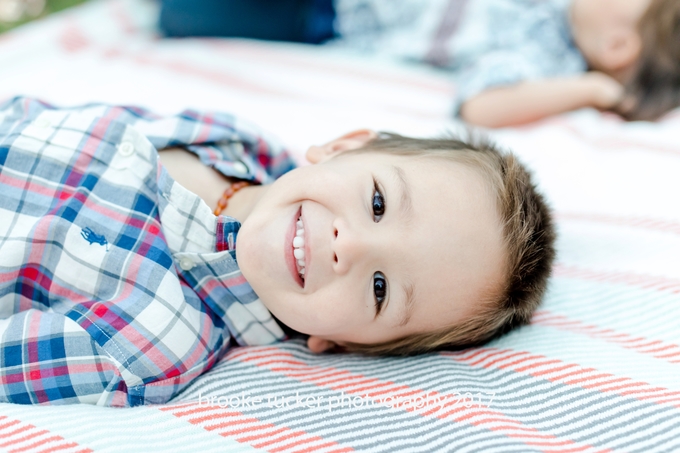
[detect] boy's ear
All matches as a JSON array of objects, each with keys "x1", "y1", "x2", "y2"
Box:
[
  {"x1": 307, "y1": 335, "x2": 339, "y2": 353},
  {"x1": 305, "y1": 129, "x2": 378, "y2": 164}
]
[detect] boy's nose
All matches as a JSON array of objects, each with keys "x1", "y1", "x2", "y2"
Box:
[{"x1": 331, "y1": 219, "x2": 376, "y2": 275}]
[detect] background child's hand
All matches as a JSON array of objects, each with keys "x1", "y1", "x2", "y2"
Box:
[
  {"x1": 461, "y1": 73, "x2": 631, "y2": 128},
  {"x1": 584, "y1": 71, "x2": 626, "y2": 110}
]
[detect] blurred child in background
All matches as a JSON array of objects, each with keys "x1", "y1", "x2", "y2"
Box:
[{"x1": 160, "y1": 0, "x2": 680, "y2": 127}]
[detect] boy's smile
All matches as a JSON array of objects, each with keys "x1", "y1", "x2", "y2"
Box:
[
  {"x1": 235, "y1": 130, "x2": 507, "y2": 352},
  {"x1": 286, "y1": 205, "x2": 307, "y2": 288}
]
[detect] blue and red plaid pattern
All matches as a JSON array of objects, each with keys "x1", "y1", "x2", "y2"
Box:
[{"x1": 0, "y1": 97, "x2": 296, "y2": 407}]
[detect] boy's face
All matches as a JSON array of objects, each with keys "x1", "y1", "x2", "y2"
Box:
[
  {"x1": 236, "y1": 131, "x2": 506, "y2": 352},
  {"x1": 570, "y1": 0, "x2": 651, "y2": 73}
]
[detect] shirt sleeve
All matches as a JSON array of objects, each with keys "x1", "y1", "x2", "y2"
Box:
[
  {"x1": 451, "y1": 50, "x2": 543, "y2": 116},
  {"x1": 0, "y1": 97, "x2": 280, "y2": 407},
  {"x1": 0, "y1": 309, "x2": 131, "y2": 406}
]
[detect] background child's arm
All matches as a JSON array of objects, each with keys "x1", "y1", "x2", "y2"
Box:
[{"x1": 460, "y1": 72, "x2": 625, "y2": 128}]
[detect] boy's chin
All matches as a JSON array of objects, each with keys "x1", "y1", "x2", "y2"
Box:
[{"x1": 269, "y1": 312, "x2": 306, "y2": 339}]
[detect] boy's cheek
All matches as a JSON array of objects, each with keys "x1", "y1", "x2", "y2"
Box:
[{"x1": 279, "y1": 297, "x2": 359, "y2": 337}]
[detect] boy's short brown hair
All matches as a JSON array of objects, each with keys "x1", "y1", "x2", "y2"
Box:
[
  {"x1": 340, "y1": 132, "x2": 556, "y2": 356},
  {"x1": 622, "y1": 0, "x2": 680, "y2": 121}
]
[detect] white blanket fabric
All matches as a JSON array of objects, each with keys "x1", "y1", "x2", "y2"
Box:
[{"x1": 0, "y1": 0, "x2": 679, "y2": 451}]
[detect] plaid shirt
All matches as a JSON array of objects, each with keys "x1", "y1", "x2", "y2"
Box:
[{"x1": 0, "y1": 97, "x2": 296, "y2": 407}]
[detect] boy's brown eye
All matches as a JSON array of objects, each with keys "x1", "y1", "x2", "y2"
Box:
[
  {"x1": 373, "y1": 271, "x2": 387, "y2": 312},
  {"x1": 372, "y1": 179, "x2": 385, "y2": 221}
]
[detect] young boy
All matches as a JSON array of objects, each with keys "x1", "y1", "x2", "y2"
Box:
[
  {"x1": 161, "y1": 0, "x2": 680, "y2": 126},
  {"x1": 0, "y1": 97, "x2": 554, "y2": 407}
]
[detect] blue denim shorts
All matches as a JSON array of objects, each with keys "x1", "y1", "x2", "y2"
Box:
[{"x1": 159, "y1": 0, "x2": 336, "y2": 44}]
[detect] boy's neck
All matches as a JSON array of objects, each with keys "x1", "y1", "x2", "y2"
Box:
[{"x1": 223, "y1": 184, "x2": 270, "y2": 224}]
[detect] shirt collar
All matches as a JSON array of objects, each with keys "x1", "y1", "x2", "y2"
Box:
[{"x1": 157, "y1": 161, "x2": 286, "y2": 346}]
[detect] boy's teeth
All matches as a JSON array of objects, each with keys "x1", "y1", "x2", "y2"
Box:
[{"x1": 293, "y1": 215, "x2": 306, "y2": 280}]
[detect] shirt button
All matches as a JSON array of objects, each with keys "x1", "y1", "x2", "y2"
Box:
[
  {"x1": 179, "y1": 258, "x2": 195, "y2": 271},
  {"x1": 232, "y1": 161, "x2": 248, "y2": 175},
  {"x1": 35, "y1": 118, "x2": 51, "y2": 129},
  {"x1": 119, "y1": 142, "x2": 135, "y2": 157},
  {"x1": 232, "y1": 142, "x2": 244, "y2": 155}
]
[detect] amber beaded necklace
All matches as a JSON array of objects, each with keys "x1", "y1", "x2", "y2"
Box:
[{"x1": 213, "y1": 181, "x2": 251, "y2": 216}]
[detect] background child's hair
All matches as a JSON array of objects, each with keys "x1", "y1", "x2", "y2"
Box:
[
  {"x1": 622, "y1": 0, "x2": 680, "y2": 121},
  {"x1": 338, "y1": 132, "x2": 556, "y2": 356}
]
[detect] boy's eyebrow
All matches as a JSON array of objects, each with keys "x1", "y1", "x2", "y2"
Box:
[
  {"x1": 390, "y1": 164, "x2": 415, "y2": 327},
  {"x1": 390, "y1": 165, "x2": 413, "y2": 225},
  {"x1": 398, "y1": 281, "x2": 416, "y2": 327}
]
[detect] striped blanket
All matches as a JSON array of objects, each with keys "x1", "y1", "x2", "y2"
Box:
[{"x1": 0, "y1": 0, "x2": 678, "y2": 451}]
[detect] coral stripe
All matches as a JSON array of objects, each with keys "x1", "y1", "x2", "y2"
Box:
[
  {"x1": 533, "y1": 310, "x2": 680, "y2": 365},
  {"x1": 226, "y1": 348, "x2": 610, "y2": 452},
  {"x1": 0, "y1": 417, "x2": 90, "y2": 452},
  {"x1": 554, "y1": 264, "x2": 680, "y2": 294},
  {"x1": 557, "y1": 212, "x2": 680, "y2": 236},
  {"x1": 445, "y1": 348, "x2": 680, "y2": 409}
]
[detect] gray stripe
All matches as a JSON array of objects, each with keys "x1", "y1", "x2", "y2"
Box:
[
  {"x1": 424, "y1": 0, "x2": 468, "y2": 67},
  {"x1": 170, "y1": 341, "x2": 680, "y2": 451}
]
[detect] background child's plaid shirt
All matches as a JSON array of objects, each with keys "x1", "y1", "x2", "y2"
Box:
[
  {"x1": 0, "y1": 97, "x2": 296, "y2": 407},
  {"x1": 332, "y1": 0, "x2": 586, "y2": 114}
]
